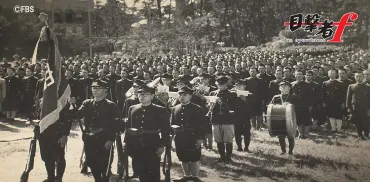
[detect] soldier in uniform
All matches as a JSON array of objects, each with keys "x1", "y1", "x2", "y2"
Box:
[
  {"x1": 291, "y1": 70, "x2": 313, "y2": 139},
  {"x1": 305, "y1": 70, "x2": 321, "y2": 129},
  {"x1": 77, "y1": 69, "x2": 94, "y2": 106},
  {"x1": 39, "y1": 100, "x2": 74, "y2": 182},
  {"x1": 233, "y1": 79, "x2": 251, "y2": 152},
  {"x1": 268, "y1": 69, "x2": 284, "y2": 102},
  {"x1": 4, "y1": 67, "x2": 22, "y2": 120},
  {"x1": 209, "y1": 76, "x2": 237, "y2": 163},
  {"x1": 245, "y1": 67, "x2": 264, "y2": 130},
  {"x1": 66, "y1": 69, "x2": 79, "y2": 100},
  {"x1": 124, "y1": 84, "x2": 170, "y2": 182},
  {"x1": 21, "y1": 67, "x2": 38, "y2": 122},
  {"x1": 270, "y1": 81, "x2": 297, "y2": 155},
  {"x1": 170, "y1": 86, "x2": 205, "y2": 181},
  {"x1": 115, "y1": 69, "x2": 133, "y2": 111},
  {"x1": 323, "y1": 70, "x2": 345, "y2": 132},
  {"x1": 346, "y1": 72, "x2": 370, "y2": 140},
  {"x1": 69, "y1": 79, "x2": 121, "y2": 182}
]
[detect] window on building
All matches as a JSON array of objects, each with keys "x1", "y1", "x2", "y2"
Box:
[
  {"x1": 65, "y1": 9, "x2": 73, "y2": 23},
  {"x1": 54, "y1": 9, "x2": 62, "y2": 23}
]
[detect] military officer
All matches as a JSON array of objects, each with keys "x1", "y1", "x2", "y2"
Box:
[
  {"x1": 208, "y1": 76, "x2": 237, "y2": 163},
  {"x1": 170, "y1": 86, "x2": 205, "y2": 181},
  {"x1": 124, "y1": 84, "x2": 170, "y2": 182},
  {"x1": 115, "y1": 70, "x2": 133, "y2": 110},
  {"x1": 323, "y1": 70, "x2": 345, "y2": 132},
  {"x1": 69, "y1": 79, "x2": 121, "y2": 182},
  {"x1": 21, "y1": 67, "x2": 38, "y2": 122},
  {"x1": 233, "y1": 79, "x2": 251, "y2": 152},
  {"x1": 346, "y1": 72, "x2": 370, "y2": 140},
  {"x1": 270, "y1": 81, "x2": 297, "y2": 155},
  {"x1": 291, "y1": 70, "x2": 313, "y2": 139}
]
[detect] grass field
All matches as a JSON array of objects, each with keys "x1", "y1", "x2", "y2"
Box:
[{"x1": 1, "y1": 119, "x2": 370, "y2": 182}]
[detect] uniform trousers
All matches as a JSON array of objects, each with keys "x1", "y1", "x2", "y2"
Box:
[
  {"x1": 352, "y1": 111, "x2": 369, "y2": 137},
  {"x1": 84, "y1": 136, "x2": 112, "y2": 182},
  {"x1": 132, "y1": 153, "x2": 161, "y2": 182},
  {"x1": 278, "y1": 136, "x2": 294, "y2": 153},
  {"x1": 234, "y1": 124, "x2": 251, "y2": 149},
  {"x1": 39, "y1": 134, "x2": 66, "y2": 181}
]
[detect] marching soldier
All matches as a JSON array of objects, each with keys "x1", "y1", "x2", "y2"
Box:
[
  {"x1": 291, "y1": 70, "x2": 313, "y2": 139},
  {"x1": 323, "y1": 70, "x2": 345, "y2": 132},
  {"x1": 170, "y1": 86, "x2": 205, "y2": 181},
  {"x1": 39, "y1": 100, "x2": 74, "y2": 182},
  {"x1": 69, "y1": 79, "x2": 121, "y2": 182},
  {"x1": 233, "y1": 79, "x2": 251, "y2": 152},
  {"x1": 270, "y1": 81, "x2": 297, "y2": 155},
  {"x1": 115, "y1": 70, "x2": 133, "y2": 110},
  {"x1": 209, "y1": 76, "x2": 237, "y2": 163},
  {"x1": 124, "y1": 84, "x2": 170, "y2": 182},
  {"x1": 346, "y1": 72, "x2": 370, "y2": 140},
  {"x1": 21, "y1": 67, "x2": 38, "y2": 122}
]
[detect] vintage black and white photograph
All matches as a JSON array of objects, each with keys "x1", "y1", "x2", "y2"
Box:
[{"x1": 0, "y1": 0, "x2": 370, "y2": 182}]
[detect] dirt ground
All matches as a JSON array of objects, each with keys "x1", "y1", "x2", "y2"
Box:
[{"x1": 1, "y1": 119, "x2": 370, "y2": 182}]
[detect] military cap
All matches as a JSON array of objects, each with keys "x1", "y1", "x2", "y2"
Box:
[
  {"x1": 162, "y1": 73, "x2": 173, "y2": 79},
  {"x1": 138, "y1": 84, "x2": 155, "y2": 94},
  {"x1": 279, "y1": 81, "x2": 291, "y2": 86},
  {"x1": 215, "y1": 76, "x2": 229, "y2": 85},
  {"x1": 91, "y1": 79, "x2": 109, "y2": 88},
  {"x1": 235, "y1": 79, "x2": 246, "y2": 85},
  {"x1": 178, "y1": 86, "x2": 193, "y2": 94},
  {"x1": 133, "y1": 79, "x2": 145, "y2": 87}
]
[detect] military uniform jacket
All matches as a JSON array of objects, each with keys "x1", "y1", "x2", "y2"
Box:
[
  {"x1": 78, "y1": 77, "x2": 94, "y2": 101},
  {"x1": 115, "y1": 78, "x2": 133, "y2": 104},
  {"x1": 170, "y1": 102, "x2": 205, "y2": 140},
  {"x1": 22, "y1": 76, "x2": 38, "y2": 99},
  {"x1": 283, "y1": 76, "x2": 295, "y2": 83},
  {"x1": 125, "y1": 104, "x2": 170, "y2": 154},
  {"x1": 67, "y1": 77, "x2": 79, "y2": 98},
  {"x1": 208, "y1": 89, "x2": 237, "y2": 124},
  {"x1": 35, "y1": 78, "x2": 44, "y2": 101},
  {"x1": 346, "y1": 83, "x2": 370, "y2": 112},
  {"x1": 77, "y1": 99, "x2": 121, "y2": 141},
  {"x1": 270, "y1": 94, "x2": 298, "y2": 106},
  {"x1": 268, "y1": 79, "x2": 283, "y2": 102},
  {"x1": 41, "y1": 103, "x2": 73, "y2": 138},
  {"x1": 107, "y1": 73, "x2": 121, "y2": 101},
  {"x1": 245, "y1": 77, "x2": 264, "y2": 102},
  {"x1": 291, "y1": 80, "x2": 313, "y2": 108},
  {"x1": 4, "y1": 75, "x2": 21, "y2": 99},
  {"x1": 234, "y1": 95, "x2": 251, "y2": 125},
  {"x1": 322, "y1": 79, "x2": 343, "y2": 106},
  {"x1": 306, "y1": 81, "x2": 321, "y2": 107}
]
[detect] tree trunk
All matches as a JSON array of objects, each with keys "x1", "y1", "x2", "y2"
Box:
[
  {"x1": 175, "y1": 0, "x2": 185, "y2": 26},
  {"x1": 157, "y1": 0, "x2": 162, "y2": 19}
]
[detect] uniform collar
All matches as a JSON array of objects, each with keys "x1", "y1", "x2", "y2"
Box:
[{"x1": 181, "y1": 102, "x2": 191, "y2": 106}]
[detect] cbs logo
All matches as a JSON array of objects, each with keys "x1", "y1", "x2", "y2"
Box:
[{"x1": 13, "y1": 5, "x2": 35, "y2": 13}]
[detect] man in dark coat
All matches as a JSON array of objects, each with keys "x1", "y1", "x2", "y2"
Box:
[
  {"x1": 291, "y1": 70, "x2": 313, "y2": 139},
  {"x1": 323, "y1": 69, "x2": 345, "y2": 132},
  {"x1": 124, "y1": 84, "x2": 170, "y2": 182},
  {"x1": 305, "y1": 70, "x2": 321, "y2": 129},
  {"x1": 233, "y1": 79, "x2": 251, "y2": 152},
  {"x1": 4, "y1": 67, "x2": 22, "y2": 120},
  {"x1": 69, "y1": 79, "x2": 121, "y2": 182},
  {"x1": 270, "y1": 81, "x2": 297, "y2": 155},
  {"x1": 268, "y1": 69, "x2": 284, "y2": 102},
  {"x1": 170, "y1": 86, "x2": 205, "y2": 181},
  {"x1": 115, "y1": 70, "x2": 133, "y2": 111},
  {"x1": 346, "y1": 72, "x2": 370, "y2": 140},
  {"x1": 245, "y1": 67, "x2": 264, "y2": 130},
  {"x1": 77, "y1": 69, "x2": 94, "y2": 106},
  {"x1": 21, "y1": 67, "x2": 38, "y2": 121}
]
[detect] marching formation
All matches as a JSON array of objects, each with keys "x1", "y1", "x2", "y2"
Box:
[{"x1": 5, "y1": 46, "x2": 370, "y2": 182}]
